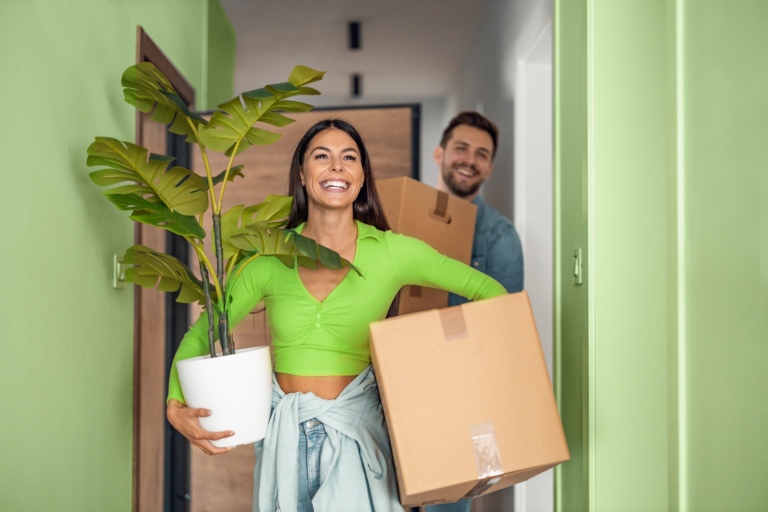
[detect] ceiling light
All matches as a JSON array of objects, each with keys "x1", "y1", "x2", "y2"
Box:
[
  {"x1": 349, "y1": 21, "x2": 361, "y2": 50},
  {"x1": 351, "y1": 74, "x2": 362, "y2": 98}
]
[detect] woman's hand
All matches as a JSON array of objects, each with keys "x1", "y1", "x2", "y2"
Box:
[{"x1": 166, "y1": 399, "x2": 235, "y2": 455}]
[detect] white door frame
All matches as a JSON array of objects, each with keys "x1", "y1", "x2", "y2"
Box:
[{"x1": 513, "y1": 20, "x2": 554, "y2": 512}]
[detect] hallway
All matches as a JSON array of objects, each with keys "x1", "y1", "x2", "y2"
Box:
[{"x1": 1, "y1": 1, "x2": 766, "y2": 511}]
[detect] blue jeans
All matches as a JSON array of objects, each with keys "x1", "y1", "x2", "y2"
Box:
[
  {"x1": 425, "y1": 501, "x2": 471, "y2": 512},
  {"x1": 276, "y1": 418, "x2": 470, "y2": 512},
  {"x1": 276, "y1": 418, "x2": 327, "y2": 512}
]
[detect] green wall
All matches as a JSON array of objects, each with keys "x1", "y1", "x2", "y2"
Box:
[
  {"x1": 555, "y1": 0, "x2": 768, "y2": 511},
  {"x1": 0, "y1": 2, "x2": 234, "y2": 510},
  {"x1": 684, "y1": 2, "x2": 768, "y2": 510},
  {"x1": 204, "y1": 0, "x2": 238, "y2": 109}
]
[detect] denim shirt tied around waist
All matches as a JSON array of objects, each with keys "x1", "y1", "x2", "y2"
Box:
[
  {"x1": 448, "y1": 195, "x2": 524, "y2": 307},
  {"x1": 253, "y1": 366, "x2": 403, "y2": 512}
]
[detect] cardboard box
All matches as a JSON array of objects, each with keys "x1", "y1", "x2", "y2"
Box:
[
  {"x1": 369, "y1": 291, "x2": 569, "y2": 507},
  {"x1": 377, "y1": 177, "x2": 477, "y2": 314}
]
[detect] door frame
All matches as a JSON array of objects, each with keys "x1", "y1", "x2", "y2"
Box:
[
  {"x1": 133, "y1": 26, "x2": 196, "y2": 512},
  {"x1": 513, "y1": 20, "x2": 554, "y2": 512}
]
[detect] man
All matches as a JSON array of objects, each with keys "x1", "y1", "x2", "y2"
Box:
[
  {"x1": 422, "y1": 113, "x2": 523, "y2": 512},
  {"x1": 435, "y1": 111, "x2": 524, "y2": 309}
]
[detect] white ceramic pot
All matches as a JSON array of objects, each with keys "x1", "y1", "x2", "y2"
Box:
[{"x1": 176, "y1": 346, "x2": 272, "y2": 447}]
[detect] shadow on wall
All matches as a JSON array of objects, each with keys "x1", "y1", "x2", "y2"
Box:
[{"x1": 447, "y1": 0, "x2": 553, "y2": 223}]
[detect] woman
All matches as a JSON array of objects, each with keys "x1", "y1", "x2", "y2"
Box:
[{"x1": 166, "y1": 119, "x2": 507, "y2": 512}]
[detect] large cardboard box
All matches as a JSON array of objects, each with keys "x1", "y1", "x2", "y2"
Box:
[
  {"x1": 369, "y1": 291, "x2": 569, "y2": 507},
  {"x1": 377, "y1": 177, "x2": 477, "y2": 314}
]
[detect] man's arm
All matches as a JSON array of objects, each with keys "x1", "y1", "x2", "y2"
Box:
[{"x1": 486, "y1": 223, "x2": 524, "y2": 293}]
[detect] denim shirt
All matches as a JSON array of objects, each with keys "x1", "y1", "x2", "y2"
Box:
[
  {"x1": 253, "y1": 367, "x2": 402, "y2": 512},
  {"x1": 448, "y1": 195, "x2": 524, "y2": 307}
]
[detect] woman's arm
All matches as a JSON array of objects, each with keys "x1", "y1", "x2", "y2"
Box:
[
  {"x1": 165, "y1": 258, "x2": 271, "y2": 455},
  {"x1": 386, "y1": 232, "x2": 507, "y2": 301},
  {"x1": 166, "y1": 257, "x2": 270, "y2": 404}
]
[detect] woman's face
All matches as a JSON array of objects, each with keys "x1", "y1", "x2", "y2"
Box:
[{"x1": 300, "y1": 128, "x2": 365, "y2": 212}]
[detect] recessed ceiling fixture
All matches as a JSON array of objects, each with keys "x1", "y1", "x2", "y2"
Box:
[
  {"x1": 348, "y1": 21, "x2": 361, "y2": 50},
  {"x1": 351, "y1": 74, "x2": 362, "y2": 98}
]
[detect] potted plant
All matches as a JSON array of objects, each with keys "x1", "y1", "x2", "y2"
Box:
[{"x1": 88, "y1": 62, "x2": 360, "y2": 446}]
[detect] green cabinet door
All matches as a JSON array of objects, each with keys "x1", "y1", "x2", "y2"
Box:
[{"x1": 555, "y1": 1, "x2": 768, "y2": 511}]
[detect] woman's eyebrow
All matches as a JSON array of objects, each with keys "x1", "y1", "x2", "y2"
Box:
[
  {"x1": 309, "y1": 146, "x2": 331, "y2": 155},
  {"x1": 341, "y1": 147, "x2": 360, "y2": 155}
]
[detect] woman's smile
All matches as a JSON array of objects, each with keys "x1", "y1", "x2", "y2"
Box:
[{"x1": 319, "y1": 178, "x2": 351, "y2": 192}]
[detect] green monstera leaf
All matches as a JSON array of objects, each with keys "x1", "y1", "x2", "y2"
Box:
[
  {"x1": 121, "y1": 62, "x2": 207, "y2": 143},
  {"x1": 87, "y1": 137, "x2": 209, "y2": 216},
  {"x1": 229, "y1": 228, "x2": 362, "y2": 276},
  {"x1": 107, "y1": 193, "x2": 206, "y2": 239},
  {"x1": 210, "y1": 165, "x2": 244, "y2": 187},
  {"x1": 188, "y1": 165, "x2": 245, "y2": 194},
  {"x1": 220, "y1": 204, "x2": 249, "y2": 262},
  {"x1": 220, "y1": 195, "x2": 294, "y2": 261},
  {"x1": 199, "y1": 65, "x2": 325, "y2": 156},
  {"x1": 124, "y1": 245, "x2": 216, "y2": 304},
  {"x1": 242, "y1": 194, "x2": 293, "y2": 231}
]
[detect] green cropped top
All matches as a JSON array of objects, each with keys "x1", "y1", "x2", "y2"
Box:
[{"x1": 167, "y1": 221, "x2": 507, "y2": 404}]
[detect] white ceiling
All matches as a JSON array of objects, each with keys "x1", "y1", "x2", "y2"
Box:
[{"x1": 220, "y1": 0, "x2": 487, "y2": 104}]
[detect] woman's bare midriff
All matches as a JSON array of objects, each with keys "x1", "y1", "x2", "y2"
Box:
[{"x1": 276, "y1": 373, "x2": 357, "y2": 400}]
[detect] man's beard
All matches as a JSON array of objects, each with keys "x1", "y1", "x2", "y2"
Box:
[{"x1": 442, "y1": 162, "x2": 482, "y2": 198}]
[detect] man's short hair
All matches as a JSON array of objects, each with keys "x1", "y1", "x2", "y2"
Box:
[{"x1": 439, "y1": 111, "x2": 499, "y2": 160}]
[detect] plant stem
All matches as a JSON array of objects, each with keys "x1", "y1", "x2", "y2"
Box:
[
  {"x1": 186, "y1": 118, "x2": 219, "y2": 213},
  {"x1": 212, "y1": 213, "x2": 232, "y2": 355},
  {"x1": 198, "y1": 260, "x2": 217, "y2": 358},
  {"x1": 223, "y1": 254, "x2": 261, "y2": 324},
  {"x1": 235, "y1": 253, "x2": 260, "y2": 279},
  {"x1": 217, "y1": 140, "x2": 241, "y2": 210},
  {"x1": 190, "y1": 241, "x2": 223, "y2": 305},
  {"x1": 222, "y1": 252, "x2": 249, "y2": 322},
  {"x1": 226, "y1": 251, "x2": 240, "y2": 276}
]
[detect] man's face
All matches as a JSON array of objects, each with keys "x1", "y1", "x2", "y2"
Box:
[{"x1": 434, "y1": 125, "x2": 495, "y2": 198}]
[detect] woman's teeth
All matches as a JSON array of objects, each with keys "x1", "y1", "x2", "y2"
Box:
[{"x1": 321, "y1": 180, "x2": 349, "y2": 190}]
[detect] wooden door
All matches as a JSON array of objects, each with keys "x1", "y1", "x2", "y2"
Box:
[
  {"x1": 187, "y1": 105, "x2": 418, "y2": 512},
  {"x1": 133, "y1": 27, "x2": 196, "y2": 512}
]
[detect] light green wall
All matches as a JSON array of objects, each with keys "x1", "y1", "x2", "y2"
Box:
[
  {"x1": 555, "y1": 1, "x2": 768, "y2": 511},
  {"x1": 592, "y1": 1, "x2": 672, "y2": 509},
  {"x1": 684, "y1": 2, "x2": 768, "y2": 510},
  {"x1": 205, "y1": 0, "x2": 237, "y2": 109},
  {"x1": 0, "y1": 2, "x2": 234, "y2": 511}
]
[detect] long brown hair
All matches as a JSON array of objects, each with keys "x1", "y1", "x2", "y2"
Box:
[{"x1": 285, "y1": 118, "x2": 400, "y2": 317}]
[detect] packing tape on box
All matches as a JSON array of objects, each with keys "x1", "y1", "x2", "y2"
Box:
[
  {"x1": 440, "y1": 307, "x2": 468, "y2": 341},
  {"x1": 429, "y1": 191, "x2": 452, "y2": 224},
  {"x1": 458, "y1": 422, "x2": 504, "y2": 501},
  {"x1": 434, "y1": 190, "x2": 449, "y2": 218}
]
